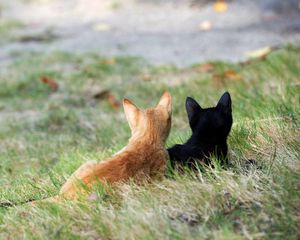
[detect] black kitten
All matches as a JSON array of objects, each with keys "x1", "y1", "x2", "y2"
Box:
[{"x1": 168, "y1": 92, "x2": 233, "y2": 168}]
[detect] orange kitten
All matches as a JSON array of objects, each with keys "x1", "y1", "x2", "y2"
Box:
[{"x1": 53, "y1": 92, "x2": 172, "y2": 201}]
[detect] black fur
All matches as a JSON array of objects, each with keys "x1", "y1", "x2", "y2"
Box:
[{"x1": 168, "y1": 92, "x2": 233, "y2": 168}]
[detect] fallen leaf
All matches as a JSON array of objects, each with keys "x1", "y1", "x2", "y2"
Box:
[
  {"x1": 223, "y1": 70, "x2": 242, "y2": 80},
  {"x1": 93, "y1": 89, "x2": 110, "y2": 99},
  {"x1": 212, "y1": 69, "x2": 242, "y2": 88},
  {"x1": 40, "y1": 76, "x2": 59, "y2": 92},
  {"x1": 213, "y1": 0, "x2": 228, "y2": 12},
  {"x1": 107, "y1": 94, "x2": 121, "y2": 110},
  {"x1": 246, "y1": 47, "x2": 273, "y2": 59},
  {"x1": 92, "y1": 89, "x2": 121, "y2": 110},
  {"x1": 239, "y1": 59, "x2": 253, "y2": 66},
  {"x1": 196, "y1": 63, "x2": 215, "y2": 73},
  {"x1": 213, "y1": 70, "x2": 242, "y2": 81},
  {"x1": 199, "y1": 20, "x2": 212, "y2": 31},
  {"x1": 18, "y1": 30, "x2": 59, "y2": 43}
]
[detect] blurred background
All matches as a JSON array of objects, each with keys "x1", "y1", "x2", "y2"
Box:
[
  {"x1": 1, "y1": 0, "x2": 300, "y2": 67},
  {"x1": 0, "y1": 2, "x2": 300, "y2": 238}
]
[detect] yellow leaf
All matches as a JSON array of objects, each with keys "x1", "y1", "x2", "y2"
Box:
[
  {"x1": 196, "y1": 63, "x2": 215, "y2": 73},
  {"x1": 246, "y1": 47, "x2": 273, "y2": 59},
  {"x1": 223, "y1": 70, "x2": 242, "y2": 80},
  {"x1": 213, "y1": 1, "x2": 228, "y2": 12}
]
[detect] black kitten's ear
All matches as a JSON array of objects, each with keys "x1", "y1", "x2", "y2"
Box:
[
  {"x1": 185, "y1": 97, "x2": 202, "y2": 130},
  {"x1": 216, "y1": 92, "x2": 231, "y2": 113}
]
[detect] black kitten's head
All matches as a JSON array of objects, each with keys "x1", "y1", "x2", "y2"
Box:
[{"x1": 185, "y1": 92, "x2": 233, "y2": 143}]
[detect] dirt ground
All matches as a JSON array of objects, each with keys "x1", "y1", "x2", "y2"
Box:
[{"x1": 1, "y1": 0, "x2": 300, "y2": 66}]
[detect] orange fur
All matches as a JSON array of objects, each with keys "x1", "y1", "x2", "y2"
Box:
[{"x1": 56, "y1": 92, "x2": 172, "y2": 200}]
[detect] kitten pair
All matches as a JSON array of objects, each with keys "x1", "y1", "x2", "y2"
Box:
[{"x1": 49, "y1": 92, "x2": 232, "y2": 201}]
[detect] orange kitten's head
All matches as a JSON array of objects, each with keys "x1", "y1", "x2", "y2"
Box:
[{"x1": 123, "y1": 92, "x2": 172, "y2": 143}]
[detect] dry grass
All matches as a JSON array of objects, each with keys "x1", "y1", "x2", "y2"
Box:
[{"x1": 0, "y1": 46, "x2": 299, "y2": 239}]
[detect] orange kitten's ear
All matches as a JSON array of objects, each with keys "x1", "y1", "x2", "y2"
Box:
[
  {"x1": 157, "y1": 91, "x2": 172, "y2": 115},
  {"x1": 123, "y1": 98, "x2": 140, "y2": 130}
]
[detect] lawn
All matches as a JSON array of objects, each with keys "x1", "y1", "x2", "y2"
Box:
[{"x1": 0, "y1": 46, "x2": 299, "y2": 239}]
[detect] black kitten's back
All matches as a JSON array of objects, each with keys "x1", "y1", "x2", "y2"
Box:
[{"x1": 168, "y1": 92, "x2": 233, "y2": 168}]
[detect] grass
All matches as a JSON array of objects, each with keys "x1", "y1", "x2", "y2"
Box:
[{"x1": 0, "y1": 45, "x2": 299, "y2": 239}]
